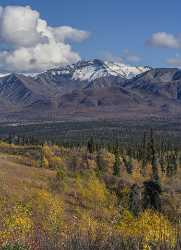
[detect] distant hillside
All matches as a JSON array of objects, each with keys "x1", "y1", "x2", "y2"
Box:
[{"x1": 0, "y1": 60, "x2": 181, "y2": 122}]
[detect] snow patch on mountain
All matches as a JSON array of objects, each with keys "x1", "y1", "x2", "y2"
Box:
[
  {"x1": 38, "y1": 59, "x2": 150, "y2": 82},
  {"x1": 0, "y1": 73, "x2": 11, "y2": 78},
  {"x1": 0, "y1": 60, "x2": 151, "y2": 82},
  {"x1": 104, "y1": 61, "x2": 150, "y2": 79},
  {"x1": 71, "y1": 60, "x2": 150, "y2": 81}
]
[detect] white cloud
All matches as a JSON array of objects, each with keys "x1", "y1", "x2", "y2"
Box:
[
  {"x1": 0, "y1": 41, "x2": 80, "y2": 72},
  {"x1": 0, "y1": 6, "x2": 43, "y2": 47},
  {"x1": 102, "y1": 51, "x2": 124, "y2": 63},
  {"x1": 0, "y1": 5, "x2": 89, "y2": 72},
  {"x1": 51, "y1": 26, "x2": 90, "y2": 43},
  {"x1": 146, "y1": 32, "x2": 181, "y2": 49},
  {"x1": 122, "y1": 49, "x2": 141, "y2": 63},
  {"x1": 166, "y1": 57, "x2": 181, "y2": 68},
  {"x1": 102, "y1": 49, "x2": 141, "y2": 64}
]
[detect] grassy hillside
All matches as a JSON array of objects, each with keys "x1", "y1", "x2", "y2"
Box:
[
  {"x1": 0, "y1": 141, "x2": 180, "y2": 249},
  {"x1": 0, "y1": 154, "x2": 54, "y2": 200}
]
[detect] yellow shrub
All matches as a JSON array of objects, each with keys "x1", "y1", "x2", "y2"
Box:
[
  {"x1": 42, "y1": 144, "x2": 65, "y2": 169},
  {"x1": 73, "y1": 211, "x2": 112, "y2": 242},
  {"x1": 78, "y1": 211, "x2": 98, "y2": 235},
  {"x1": 42, "y1": 156, "x2": 49, "y2": 168},
  {"x1": 132, "y1": 163, "x2": 143, "y2": 183},
  {"x1": 97, "y1": 149, "x2": 115, "y2": 174},
  {"x1": 3, "y1": 204, "x2": 33, "y2": 240},
  {"x1": 117, "y1": 209, "x2": 176, "y2": 248},
  {"x1": 75, "y1": 173, "x2": 112, "y2": 209},
  {"x1": 50, "y1": 156, "x2": 64, "y2": 169},
  {"x1": 42, "y1": 144, "x2": 52, "y2": 160},
  {"x1": 30, "y1": 190, "x2": 64, "y2": 235},
  {"x1": 138, "y1": 210, "x2": 176, "y2": 246}
]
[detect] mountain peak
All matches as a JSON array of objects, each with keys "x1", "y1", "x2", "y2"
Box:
[
  {"x1": 0, "y1": 59, "x2": 151, "y2": 82},
  {"x1": 0, "y1": 63, "x2": 181, "y2": 122},
  {"x1": 37, "y1": 59, "x2": 150, "y2": 83}
]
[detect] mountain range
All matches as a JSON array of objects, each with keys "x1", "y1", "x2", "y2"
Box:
[{"x1": 0, "y1": 59, "x2": 181, "y2": 122}]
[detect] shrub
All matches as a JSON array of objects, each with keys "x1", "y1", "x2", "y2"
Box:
[
  {"x1": 29, "y1": 190, "x2": 64, "y2": 235},
  {"x1": 1, "y1": 243, "x2": 28, "y2": 250},
  {"x1": 6, "y1": 205, "x2": 32, "y2": 233},
  {"x1": 116, "y1": 209, "x2": 176, "y2": 249},
  {"x1": 75, "y1": 172, "x2": 111, "y2": 208},
  {"x1": 96, "y1": 149, "x2": 115, "y2": 174}
]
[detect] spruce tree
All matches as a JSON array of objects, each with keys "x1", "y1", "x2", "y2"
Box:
[
  {"x1": 40, "y1": 143, "x2": 44, "y2": 168},
  {"x1": 96, "y1": 150, "x2": 107, "y2": 174},
  {"x1": 143, "y1": 180, "x2": 162, "y2": 211},
  {"x1": 149, "y1": 129, "x2": 159, "y2": 182},
  {"x1": 8, "y1": 134, "x2": 13, "y2": 144},
  {"x1": 141, "y1": 132, "x2": 147, "y2": 176},
  {"x1": 142, "y1": 129, "x2": 162, "y2": 212},
  {"x1": 87, "y1": 136, "x2": 95, "y2": 154},
  {"x1": 113, "y1": 151, "x2": 121, "y2": 177}
]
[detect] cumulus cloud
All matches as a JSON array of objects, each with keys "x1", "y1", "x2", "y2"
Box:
[
  {"x1": 51, "y1": 26, "x2": 90, "y2": 43},
  {"x1": 0, "y1": 5, "x2": 89, "y2": 72},
  {"x1": 0, "y1": 42, "x2": 81, "y2": 72},
  {"x1": 0, "y1": 6, "x2": 43, "y2": 47},
  {"x1": 146, "y1": 32, "x2": 181, "y2": 49}
]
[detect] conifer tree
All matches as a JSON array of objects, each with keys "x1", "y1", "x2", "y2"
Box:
[
  {"x1": 96, "y1": 150, "x2": 103, "y2": 173},
  {"x1": 8, "y1": 134, "x2": 13, "y2": 144},
  {"x1": 87, "y1": 136, "x2": 95, "y2": 154},
  {"x1": 143, "y1": 180, "x2": 162, "y2": 211},
  {"x1": 142, "y1": 129, "x2": 162, "y2": 212},
  {"x1": 40, "y1": 143, "x2": 44, "y2": 168},
  {"x1": 149, "y1": 129, "x2": 159, "y2": 182},
  {"x1": 141, "y1": 132, "x2": 147, "y2": 176},
  {"x1": 113, "y1": 151, "x2": 121, "y2": 177}
]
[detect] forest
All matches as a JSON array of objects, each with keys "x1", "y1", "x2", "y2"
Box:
[{"x1": 0, "y1": 124, "x2": 180, "y2": 250}]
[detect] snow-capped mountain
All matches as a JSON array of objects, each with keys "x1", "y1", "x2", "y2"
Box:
[
  {"x1": 0, "y1": 60, "x2": 181, "y2": 122},
  {"x1": 0, "y1": 59, "x2": 150, "y2": 82},
  {"x1": 36, "y1": 59, "x2": 151, "y2": 82}
]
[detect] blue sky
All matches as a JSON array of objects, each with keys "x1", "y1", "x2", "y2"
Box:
[{"x1": 0, "y1": 0, "x2": 180, "y2": 70}]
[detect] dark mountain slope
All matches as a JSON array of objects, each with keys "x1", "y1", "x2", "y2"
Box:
[
  {"x1": 0, "y1": 61, "x2": 180, "y2": 122},
  {"x1": 126, "y1": 68, "x2": 181, "y2": 101}
]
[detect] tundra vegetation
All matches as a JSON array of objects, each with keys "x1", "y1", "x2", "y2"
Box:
[{"x1": 0, "y1": 129, "x2": 180, "y2": 250}]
